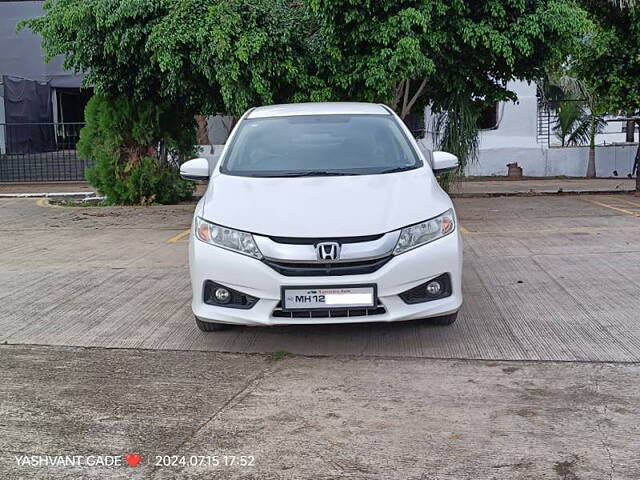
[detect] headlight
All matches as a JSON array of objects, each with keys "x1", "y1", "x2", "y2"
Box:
[
  {"x1": 195, "y1": 217, "x2": 262, "y2": 259},
  {"x1": 393, "y1": 209, "x2": 456, "y2": 255}
]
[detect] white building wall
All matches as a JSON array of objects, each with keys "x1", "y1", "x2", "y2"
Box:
[
  {"x1": 426, "y1": 80, "x2": 638, "y2": 178},
  {"x1": 477, "y1": 81, "x2": 539, "y2": 150},
  {"x1": 470, "y1": 145, "x2": 636, "y2": 177}
]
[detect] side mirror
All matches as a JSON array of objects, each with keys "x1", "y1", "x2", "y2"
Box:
[
  {"x1": 432, "y1": 151, "x2": 458, "y2": 175},
  {"x1": 180, "y1": 158, "x2": 209, "y2": 181}
]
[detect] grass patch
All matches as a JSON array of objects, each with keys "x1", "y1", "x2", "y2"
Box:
[
  {"x1": 271, "y1": 350, "x2": 290, "y2": 360},
  {"x1": 48, "y1": 198, "x2": 107, "y2": 207}
]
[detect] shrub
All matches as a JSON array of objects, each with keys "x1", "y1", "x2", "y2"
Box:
[{"x1": 80, "y1": 95, "x2": 195, "y2": 205}]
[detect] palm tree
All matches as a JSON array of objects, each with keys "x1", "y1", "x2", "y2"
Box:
[
  {"x1": 554, "y1": 99, "x2": 587, "y2": 146},
  {"x1": 544, "y1": 74, "x2": 607, "y2": 177}
]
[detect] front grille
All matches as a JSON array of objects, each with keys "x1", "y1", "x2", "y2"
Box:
[
  {"x1": 268, "y1": 233, "x2": 384, "y2": 245},
  {"x1": 263, "y1": 256, "x2": 391, "y2": 277},
  {"x1": 272, "y1": 301, "x2": 386, "y2": 319}
]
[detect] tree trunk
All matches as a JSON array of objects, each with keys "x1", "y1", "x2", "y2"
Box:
[
  {"x1": 586, "y1": 115, "x2": 597, "y2": 178},
  {"x1": 626, "y1": 119, "x2": 635, "y2": 143},
  {"x1": 195, "y1": 115, "x2": 210, "y2": 145}
]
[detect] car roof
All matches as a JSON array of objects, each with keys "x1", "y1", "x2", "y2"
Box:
[{"x1": 247, "y1": 102, "x2": 390, "y2": 119}]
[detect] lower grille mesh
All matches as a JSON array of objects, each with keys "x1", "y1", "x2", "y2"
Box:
[{"x1": 272, "y1": 302, "x2": 386, "y2": 319}]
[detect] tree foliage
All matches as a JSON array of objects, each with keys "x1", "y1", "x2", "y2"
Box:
[
  {"x1": 575, "y1": 1, "x2": 640, "y2": 113},
  {"x1": 25, "y1": 0, "x2": 589, "y2": 119},
  {"x1": 79, "y1": 95, "x2": 195, "y2": 205},
  {"x1": 23, "y1": 0, "x2": 204, "y2": 112},
  {"x1": 310, "y1": 0, "x2": 589, "y2": 117},
  {"x1": 23, "y1": 0, "x2": 591, "y2": 198},
  {"x1": 22, "y1": 0, "x2": 200, "y2": 204},
  {"x1": 573, "y1": 1, "x2": 640, "y2": 185},
  {"x1": 309, "y1": 0, "x2": 588, "y2": 187},
  {"x1": 148, "y1": 0, "x2": 331, "y2": 116}
]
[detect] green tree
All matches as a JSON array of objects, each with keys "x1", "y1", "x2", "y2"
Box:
[
  {"x1": 22, "y1": 0, "x2": 330, "y2": 203},
  {"x1": 79, "y1": 95, "x2": 195, "y2": 205},
  {"x1": 25, "y1": 0, "x2": 590, "y2": 194},
  {"x1": 148, "y1": 0, "x2": 331, "y2": 117},
  {"x1": 574, "y1": 0, "x2": 640, "y2": 190},
  {"x1": 310, "y1": 0, "x2": 589, "y2": 176},
  {"x1": 22, "y1": 0, "x2": 210, "y2": 114},
  {"x1": 311, "y1": 0, "x2": 588, "y2": 114},
  {"x1": 21, "y1": 0, "x2": 204, "y2": 204}
]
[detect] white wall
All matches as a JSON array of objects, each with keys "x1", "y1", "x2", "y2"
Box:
[
  {"x1": 468, "y1": 144, "x2": 637, "y2": 177},
  {"x1": 424, "y1": 80, "x2": 638, "y2": 177},
  {"x1": 477, "y1": 81, "x2": 539, "y2": 150}
]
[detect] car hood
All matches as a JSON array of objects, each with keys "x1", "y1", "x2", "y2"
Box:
[{"x1": 201, "y1": 169, "x2": 452, "y2": 237}]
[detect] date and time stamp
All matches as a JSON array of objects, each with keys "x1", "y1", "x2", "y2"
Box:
[{"x1": 13, "y1": 453, "x2": 256, "y2": 469}]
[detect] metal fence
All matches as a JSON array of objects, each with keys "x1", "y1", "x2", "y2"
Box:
[
  {"x1": 536, "y1": 100, "x2": 639, "y2": 148},
  {"x1": 0, "y1": 122, "x2": 91, "y2": 182}
]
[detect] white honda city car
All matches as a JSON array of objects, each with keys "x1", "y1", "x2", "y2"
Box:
[{"x1": 180, "y1": 102, "x2": 462, "y2": 331}]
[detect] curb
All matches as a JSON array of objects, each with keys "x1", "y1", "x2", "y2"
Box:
[
  {"x1": 0, "y1": 191, "x2": 96, "y2": 199},
  {"x1": 1, "y1": 189, "x2": 635, "y2": 200},
  {"x1": 450, "y1": 189, "x2": 636, "y2": 198}
]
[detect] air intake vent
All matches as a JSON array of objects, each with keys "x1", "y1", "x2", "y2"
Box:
[{"x1": 272, "y1": 302, "x2": 386, "y2": 319}]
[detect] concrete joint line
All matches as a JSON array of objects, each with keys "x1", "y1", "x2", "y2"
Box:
[
  {"x1": 143, "y1": 362, "x2": 276, "y2": 480},
  {"x1": 593, "y1": 369, "x2": 615, "y2": 480}
]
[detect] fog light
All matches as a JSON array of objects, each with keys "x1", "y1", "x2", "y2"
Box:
[
  {"x1": 426, "y1": 281, "x2": 442, "y2": 296},
  {"x1": 214, "y1": 288, "x2": 231, "y2": 303},
  {"x1": 399, "y1": 274, "x2": 452, "y2": 304}
]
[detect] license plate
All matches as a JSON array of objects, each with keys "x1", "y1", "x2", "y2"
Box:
[{"x1": 282, "y1": 285, "x2": 376, "y2": 311}]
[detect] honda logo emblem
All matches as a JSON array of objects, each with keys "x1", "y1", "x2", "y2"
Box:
[{"x1": 316, "y1": 242, "x2": 340, "y2": 261}]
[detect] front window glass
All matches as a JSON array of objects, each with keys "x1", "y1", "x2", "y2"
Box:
[{"x1": 221, "y1": 114, "x2": 421, "y2": 177}]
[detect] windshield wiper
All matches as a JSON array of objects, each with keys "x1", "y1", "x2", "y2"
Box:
[
  {"x1": 269, "y1": 171, "x2": 355, "y2": 177},
  {"x1": 378, "y1": 166, "x2": 415, "y2": 174}
]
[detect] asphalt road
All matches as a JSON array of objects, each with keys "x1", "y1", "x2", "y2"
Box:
[{"x1": 2, "y1": 194, "x2": 640, "y2": 479}]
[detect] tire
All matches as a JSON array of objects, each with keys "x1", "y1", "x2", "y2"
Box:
[
  {"x1": 195, "y1": 316, "x2": 231, "y2": 332},
  {"x1": 426, "y1": 312, "x2": 458, "y2": 326}
]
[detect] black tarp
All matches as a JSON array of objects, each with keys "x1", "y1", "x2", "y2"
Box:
[{"x1": 3, "y1": 75, "x2": 55, "y2": 154}]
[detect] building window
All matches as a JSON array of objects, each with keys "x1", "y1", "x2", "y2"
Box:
[
  {"x1": 477, "y1": 103, "x2": 499, "y2": 130},
  {"x1": 54, "y1": 88, "x2": 92, "y2": 124}
]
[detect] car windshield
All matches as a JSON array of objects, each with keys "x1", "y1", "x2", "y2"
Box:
[{"x1": 221, "y1": 114, "x2": 421, "y2": 177}]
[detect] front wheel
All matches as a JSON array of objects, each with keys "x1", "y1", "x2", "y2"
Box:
[
  {"x1": 195, "y1": 316, "x2": 230, "y2": 332},
  {"x1": 425, "y1": 312, "x2": 458, "y2": 326}
]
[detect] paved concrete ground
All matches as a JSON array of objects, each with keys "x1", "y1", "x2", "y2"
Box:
[
  {"x1": 2, "y1": 346, "x2": 639, "y2": 479},
  {"x1": 1, "y1": 194, "x2": 640, "y2": 361},
  {"x1": 2, "y1": 194, "x2": 640, "y2": 478},
  {"x1": 454, "y1": 177, "x2": 636, "y2": 196},
  {"x1": 0, "y1": 182, "x2": 95, "y2": 195},
  {"x1": 1, "y1": 177, "x2": 636, "y2": 197}
]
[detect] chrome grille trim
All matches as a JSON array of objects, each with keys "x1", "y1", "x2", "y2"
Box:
[
  {"x1": 254, "y1": 231, "x2": 399, "y2": 264},
  {"x1": 263, "y1": 256, "x2": 391, "y2": 276}
]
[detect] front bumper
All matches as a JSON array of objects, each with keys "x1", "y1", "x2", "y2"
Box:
[{"x1": 189, "y1": 230, "x2": 463, "y2": 326}]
